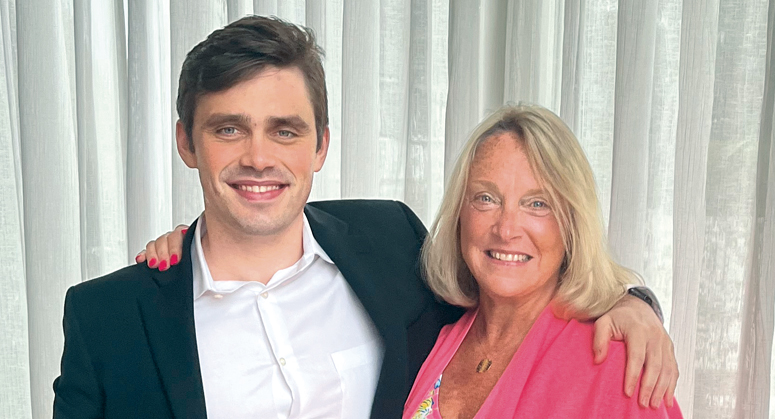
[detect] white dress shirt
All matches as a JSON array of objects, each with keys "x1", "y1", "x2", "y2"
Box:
[{"x1": 192, "y1": 216, "x2": 384, "y2": 419}]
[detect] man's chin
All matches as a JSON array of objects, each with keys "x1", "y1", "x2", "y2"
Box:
[{"x1": 230, "y1": 213, "x2": 299, "y2": 237}]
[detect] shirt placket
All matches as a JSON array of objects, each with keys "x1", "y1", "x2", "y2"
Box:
[{"x1": 253, "y1": 282, "x2": 301, "y2": 419}]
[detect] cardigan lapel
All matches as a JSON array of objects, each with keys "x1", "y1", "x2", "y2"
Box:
[
  {"x1": 304, "y1": 205, "x2": 409, "y2": 418},
  {"x1": 137, "y1": 220, "x2": 207, "y2": 419}
]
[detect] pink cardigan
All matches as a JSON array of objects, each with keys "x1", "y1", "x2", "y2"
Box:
[{"x1": 403, "y1": 305, "x2": 682, "y2": 418}]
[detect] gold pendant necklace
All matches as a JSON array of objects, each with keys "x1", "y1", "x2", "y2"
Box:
[
  {"x1": 473, "y1": 323, "x2": 493, "y2": 373},
  {"x1": 475, "y1": 358, "x2": 493, "y2": 373}
]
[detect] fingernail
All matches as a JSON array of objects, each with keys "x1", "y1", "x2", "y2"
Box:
[
  {"x1": 626, "y1": 386, "x2": 634, "y2": 397},
  {"x1": 159, "y1": 260, "x2": 168, "y2": 271},
  {"x1": 640, "y1": 397, "x2": 649, "y2": 407},
  {"x1": 170, "y1": 254, "x2": 179, "y2": 265},
  {"x1": 135, "y1": 255, "x2": 142, "y2": 263},
  {"x1": 181, "y1": 228, "x2": 188, "y2": 235},
  {"x1": 149, "y1": 258, "x2": 157, "y2": 267}
]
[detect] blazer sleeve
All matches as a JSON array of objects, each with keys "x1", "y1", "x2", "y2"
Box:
[{"x1": 53, "y1": 287, "x2": 103, "y2": 419}]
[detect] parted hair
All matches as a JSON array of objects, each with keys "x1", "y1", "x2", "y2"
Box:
[
  {"x1": 422, "y1": 104, "x2": 635, "y2": 320},
  {"x1": 177, "y1": 15, "x2": 328, "y2": 150}
]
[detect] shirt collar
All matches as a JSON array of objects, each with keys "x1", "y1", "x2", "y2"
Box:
[{"x1": 192, "y1": 214, "x2": 333, "y2": 300}]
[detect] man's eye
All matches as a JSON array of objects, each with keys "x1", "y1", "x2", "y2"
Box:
[
  {"x1": 278, "y1": 130, "x2": 295, "y2": 138},
  {"x1": 218, "y1": 127, "x2": 238, "y2": 135}
]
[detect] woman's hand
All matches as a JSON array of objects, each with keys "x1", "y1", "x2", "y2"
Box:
[
  {"x1": 135, "y1": 225, "x2": 190, "y2": 271},
  {"x1": 592, "y1": 295, "x2": 678, "y2": 409}
]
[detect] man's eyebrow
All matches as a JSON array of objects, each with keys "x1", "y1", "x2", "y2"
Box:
[
  {"x1": 266, "y1": 115, "x2": 311, "y2": 133},
  {"x1": 201, "y1": 113, "x2": 252, "y2": 128}
]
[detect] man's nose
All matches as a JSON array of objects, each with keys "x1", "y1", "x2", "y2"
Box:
[{"x1": 240, "y1": 134, "x2": 276, "y2": 170}]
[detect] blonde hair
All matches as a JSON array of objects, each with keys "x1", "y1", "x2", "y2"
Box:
[{"x1": 422, "y1": 104, "x2": 636, "y2": 320}]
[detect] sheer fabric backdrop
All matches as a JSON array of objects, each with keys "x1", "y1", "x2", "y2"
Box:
[{"x1": 0, "y1": 0, "x2": 773, "y2": 418}]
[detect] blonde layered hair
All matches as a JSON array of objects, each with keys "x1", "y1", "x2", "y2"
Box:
[{"x1": 422, "y1": 104, "x2": 636, "y2": 320}]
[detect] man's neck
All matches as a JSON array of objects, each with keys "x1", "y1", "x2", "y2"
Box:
[{"x1": 200, "y1": 213, "x2": 305, "y2": 285}]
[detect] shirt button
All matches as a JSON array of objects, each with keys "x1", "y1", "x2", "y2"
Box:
[
  {"x1": 213, "y1": 294, "x2": 223, "y2": 299},
  {"x1": 279, "y1": 358, "x2": 286, "y2": 366},
  {"x1": 260, "y1": 292, "x2": 269, "y2": 299}
]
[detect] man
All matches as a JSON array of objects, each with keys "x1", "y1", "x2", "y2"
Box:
[{"x1": 54, "y1": 16, "x2": 676, "y2": 419}]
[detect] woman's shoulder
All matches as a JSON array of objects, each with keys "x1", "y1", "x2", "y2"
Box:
[
  {"x1": 523, "y1": 314, "x2": 682, "y2": 418},
  {"x1": 538, "y1": 316, "x2": 632, "y2": 387}
]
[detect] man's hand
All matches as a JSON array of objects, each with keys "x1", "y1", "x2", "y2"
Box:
[
  {"x1": 593, "y1": 294, "x2": 678, "y2": 409},
  {"x1": 135, "y1": 225, "x2": 189, "y2": 270}
]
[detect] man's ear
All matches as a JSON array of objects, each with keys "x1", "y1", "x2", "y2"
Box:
[
  {"x1": 176, "y1": 120, "x2": 197, "y2": 169},
  {"x1": 313, "y1": 127, "x2": 330, "y2": 172}
]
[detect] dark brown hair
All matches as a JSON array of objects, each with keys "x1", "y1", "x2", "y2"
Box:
[{"x1": 176, "y1": 15, "x2": 328, "y2": 150}]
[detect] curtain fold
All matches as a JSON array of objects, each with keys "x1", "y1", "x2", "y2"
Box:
[
  {"x1": 607, "y1": 0, "x2": 658, "y2": 273},
  {"x1": 2, "y1": 1, "x2": 774, "y2": 418},
  {"x1": 736, "y1": 1, "x2": 775, "y2": 417},
  {"x1": 669, "y1": 0, "x2": 719, "y2": 415},
  {"x1": 74, "y1": 0, "x2": 128, "y2": 279},
  {"x1": 503, "y1": 0, "x2": 563, "y2": 110},
  {"x1": 340, "y1": 1, "x2": 381, "y2": 199},
  {"x1": 169, "y1": 0, "x2": 226, "y2": 227},
  {"x1": 559, "y1": 0, "x2": 583, "y2": 136},
  {"x1": 403, "y1": 0, "x2": 449, "y2": 223},
  {"x1": 228, "y1": 0, "x2": 253, "y2": 22},
  {"x1": 17, "y1": 1, "x2": 82, "y2": 417},
  {"x1": 445, "y1": 0, "x2": 507, "y2": 178},
  {"x1": 0, "y1": 1, "x2": 31, "y2": 417},
  {"x1": 126, "y1": 0, "x2": 172, "y2": 256},
  {"x1": 307, "y1": 0, "x2": 344, "y2": 202}
]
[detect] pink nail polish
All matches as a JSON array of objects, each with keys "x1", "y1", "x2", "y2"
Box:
[
  {"x1": 159, "y1": 261, "x2": 168, "y2": 271},
  {"x1": 181, "y1": 228, "x2": 188, "y2": 235},
  {"x1": 170, "y1": 254, "x2": 179, "y2": 265},
  {"x1": 135, "y1": 255, "x2": 142, "y2": 263},
  {"x1": 149, "y1": 258, "x2": 157, "y2": 267}
]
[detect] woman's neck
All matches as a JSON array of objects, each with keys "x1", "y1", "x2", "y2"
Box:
[{"x1": 474, "y1": 287, "x2": 557, "y2": 347}]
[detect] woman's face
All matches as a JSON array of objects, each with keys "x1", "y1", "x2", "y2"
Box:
[{"x1": 459, "y1": 133, "x2": 565, "y2": 303}]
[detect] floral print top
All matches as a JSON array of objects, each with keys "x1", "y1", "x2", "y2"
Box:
[{"x1": 410, "y1": 375, "x2": 443, "y2": 419}]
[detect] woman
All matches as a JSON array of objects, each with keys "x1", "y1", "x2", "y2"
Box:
[{"x1": 404, "y1": 104, "x2": 682, "y2": 418}]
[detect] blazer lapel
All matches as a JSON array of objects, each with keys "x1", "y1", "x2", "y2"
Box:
[
  {"x1": 137, "y1": 220, "x2": 207, "y2": 419},
  {"x1": 304, "y1": 205, "x2": 408, "y2": 417}
]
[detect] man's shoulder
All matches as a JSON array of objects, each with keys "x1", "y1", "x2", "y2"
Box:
[
  {"x1": 307, "y1": 199, "x2": 423, "y2": 234},
  {"x1": 66, "y1": 263, "x2": 160, "y2": 308},
  {"x1": 307, "y1": 199, "x2": 411, "y2": 220}
]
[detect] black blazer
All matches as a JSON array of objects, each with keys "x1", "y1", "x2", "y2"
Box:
[{"x1": 53, "y1": 200, "x2": 463, "y2": 419}]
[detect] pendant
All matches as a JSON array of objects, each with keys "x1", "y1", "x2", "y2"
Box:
[{"x1": 475, "y1": 358, "x2": 493, "y2": 373}]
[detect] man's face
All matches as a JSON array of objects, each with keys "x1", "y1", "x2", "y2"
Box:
[{"x1": 177, "y1": 66, "x2": 329, "y2": 237}]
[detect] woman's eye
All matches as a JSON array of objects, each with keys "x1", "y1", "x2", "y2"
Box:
[
  {"x1": 523, "y1": 198, "x2": 552, "y2": 216},
  {"x1": 471, "y1": 194, "x2": 498, "y2": 210},
  {"x1": 475, "y1": 194, "x2": 497, "y2": 204}
]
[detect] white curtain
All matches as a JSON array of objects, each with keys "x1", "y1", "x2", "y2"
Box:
[{"x1": 0, "y1": 0, "x2": 772, "y2": 418}]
